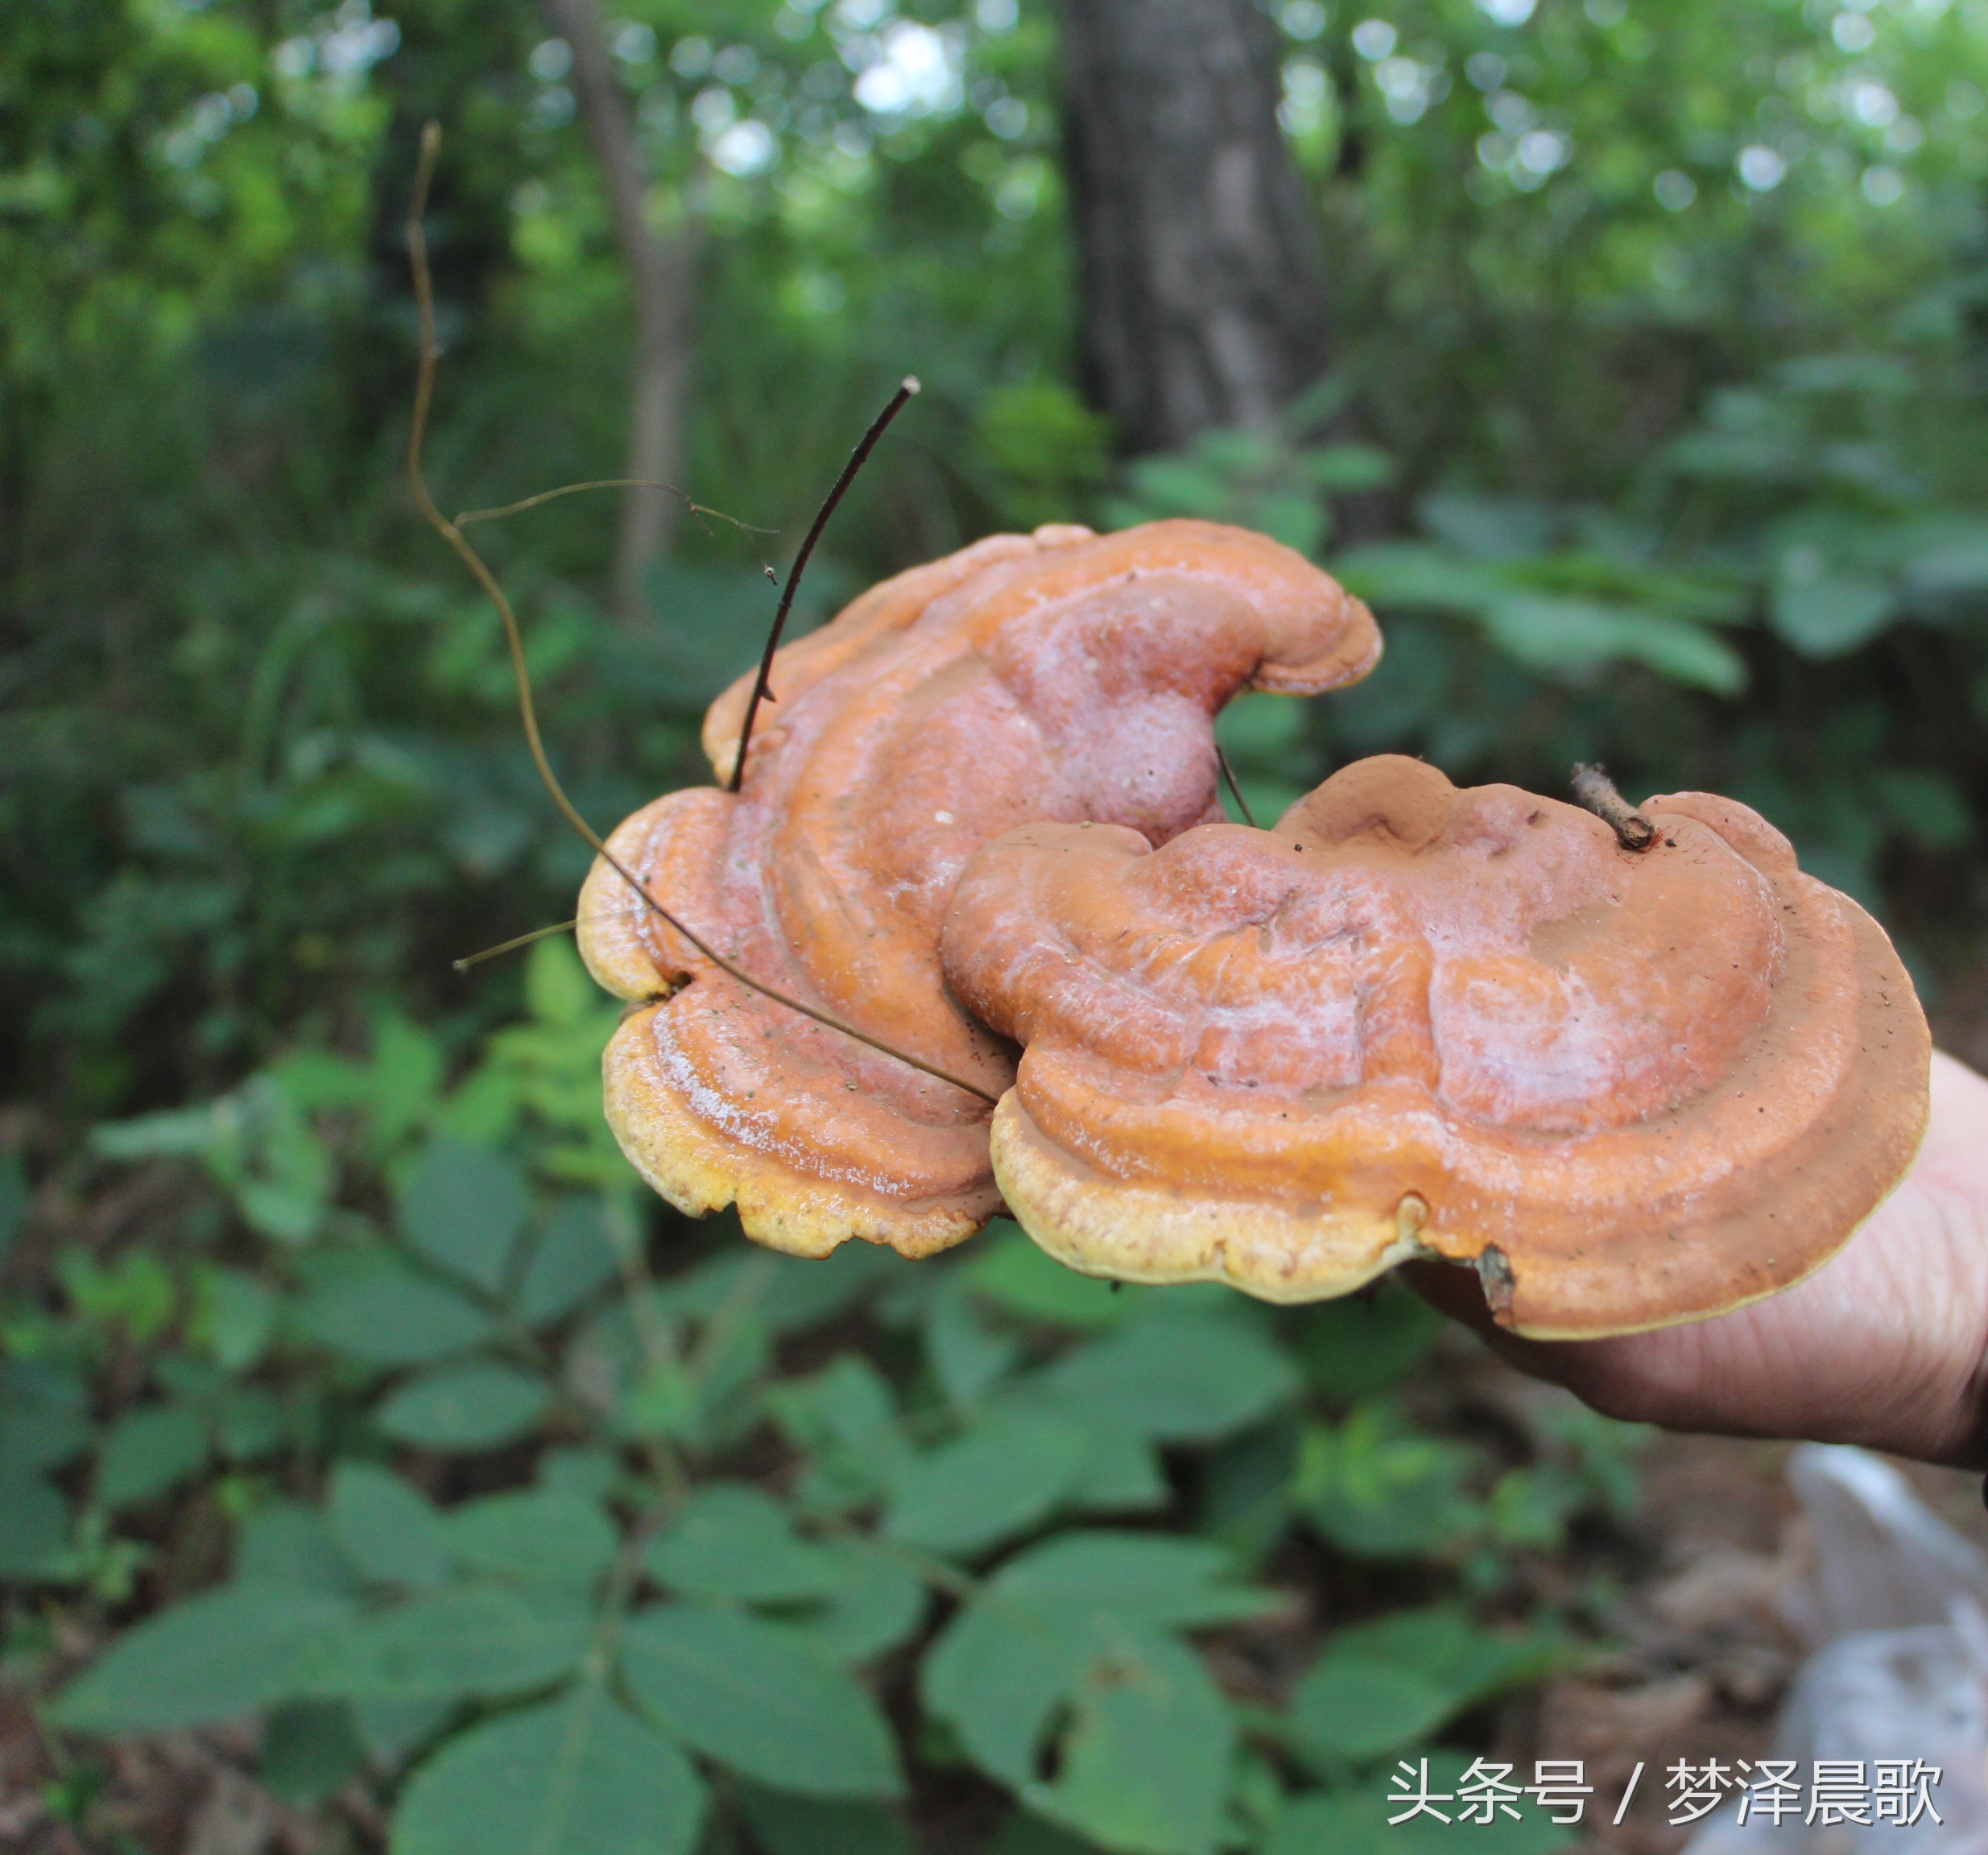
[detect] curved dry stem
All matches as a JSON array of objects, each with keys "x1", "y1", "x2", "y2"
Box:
[{"x1": 405, "y1": 124, "x2": 994, "y2": 1107}]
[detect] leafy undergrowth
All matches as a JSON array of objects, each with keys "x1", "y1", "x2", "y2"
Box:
[{"x1": 0, "y1": 940, "x2": 1651, "y2": 1855}]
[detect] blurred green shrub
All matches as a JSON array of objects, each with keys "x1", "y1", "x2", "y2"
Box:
[{"x1": 3, "y1": 938, "x2": 1647, "y2": 1854}]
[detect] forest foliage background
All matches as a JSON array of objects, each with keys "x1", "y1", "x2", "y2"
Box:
[{"x1": 4, "y1": 0, "x2": 1988, "y2": 1849}]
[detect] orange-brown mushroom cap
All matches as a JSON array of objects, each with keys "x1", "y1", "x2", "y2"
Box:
[
  {"x1": 577, "y1": 520, "x2": 1381, "y2": 1260},
  {"x1": 940, "y1": 754, "x2": 1932, "y2": 1337}
]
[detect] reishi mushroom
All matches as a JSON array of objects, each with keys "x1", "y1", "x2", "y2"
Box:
[
  {"x1": 576, "y1": 520, "x2": 1381, "y2": 1260},
  {"x1": 939, "y1": 753, "x2": 1931, "y2": 1337}
]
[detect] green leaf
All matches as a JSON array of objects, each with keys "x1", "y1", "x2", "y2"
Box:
[
  {"x1": 622, "y1": 1603, "x2": 903, "y2": 1798},
  {"x1": 965, "y1": 1224, "x2": 1130, "y2": 1328},
  {"x1": 1771, "y1": 564, "x2": 1895, "y2": 656},
  {"x1": 54, "y1": 1584, "x2": 357, "y2": 1732},
  {"x1": 260, "y1": 1699, "x2": 366, "y2": 1803},
  {"x1": 643, "y1": 1484, "x2": 843, "y2": 1602},
  {"x1": 1265, "y1": 1763, "x2": 1577, "y2": 1855},
  {"x1": 449, "y1": 1490, "x2": 618, "y2": 1589},
  {"x1": 0, "y1": 1466, "x2": 70, "y2": 1577},
  {"x1": 924, "y1": 1275, "x2": 1022, "y2": 1407},
  {"x1": 355, "y1": 1697, "x2": 455, "y2": 1770},
  {"x1": 1323, "y1": 1606, "x2": 1572, "y2": 1714},
  {"x1": 1040, "y1": 1632, "x2": 1234, "y2": 1855},
  {"x1": 399, "y1": 1139, "x2": 531, "y2": 1295},
  {"x1": 1479, "y1": 593, "x2": 1746, "y2": 694},
  {"x1": 769, "y1": 1355, "x2": 910, "y2": 1513},
  {"x1": 0, "y1": 1360, "x2": 92, "y2": 1471},
  {"x1": 391, "y1": 1685, "x2": 705, "y2": 1855},
  {"x1": 97, "y1": 1401, "x2": 209, "y2": 1509},
  {"x1": 760, "y1": 1538, "x2": 928, "y2": 1665},
  {"x1": 291, "y1": 1583, "x2": 593, "y2": 1703},
  {"x1": 924, "y1": 1532, "x2": 1271, "y2": 1790},
  {"x1": 1063, "y1": 1421, "x2": 1168, "y2": 1515},
  {"x1": 1295, "y1": 1407, "x2": 1483, "y2": 1560},
  {"x1": 737, "y1": 1787, "x2": 916, "y2": 1855},
  {"x1": 886, "y1": 1410, "x2": 1089, "y2": 1555},
  {"x1": 0, "y1": 1150, "x2": 26, "y2": 1264},
  {"x1": 1287, "y1": 1659, "x2": 1453, "y2": 1764},
  {"x1": 1297, "y1": 1287, "x2": 1443, "y2": 1403},
  {"x1": 1042, "y1": 1318, "x2": 1297, "y2": 1443},
  {"x1": 515, "y1": 1196, "x2": 622, "y2": 1324},
  {"x1": 238, "y1": 1502, "x2": 364, "y2": 1594},
  {"x1": 191, "y1": 1266, "x2": 280, "y2": 1370},
  {"x1": 296, "y1": 1248, "x2": 498, "y2": 1365},
  {"x1": 329, "y1": 1461, "x2": 453, "y2": 1590},
  {"x1": 376, "y1": 1361, "x2": 550, "y2": 1450}
]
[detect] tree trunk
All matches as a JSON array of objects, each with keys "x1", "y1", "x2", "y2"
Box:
[
  {"x1": 1054, "y1": 0, "x2": 1330, "y2": 453},
  {"x1": 543, "y1": 0, "x2": 697, "y2": 626}
]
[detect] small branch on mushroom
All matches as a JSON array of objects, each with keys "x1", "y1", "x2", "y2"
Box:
[
  {"x1": 405, "y1": 126, "x2": 994, "y2": 1108},
  {"x1": 1215, "y1": 743, "x2": 1259, "y2": 828},
  {"x1": 728, "y1": 375, "x2": 921, "y2": 792},
  {"x1": 1570, "y1": 762, "x2": 1657, "y2": 852}
]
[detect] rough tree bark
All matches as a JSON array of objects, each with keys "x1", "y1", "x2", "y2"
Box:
[
  {"x1": 543, "y1": 0, "x2": 698, "y2": 626},
  {"x1": 1054, "y1": 0, "x2": 1331, "y2": 454}
]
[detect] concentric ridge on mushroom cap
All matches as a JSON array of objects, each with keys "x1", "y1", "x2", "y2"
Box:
[
  {"x1": 577, "y1": 521, "x2": 1381, "y2": 1260},
  {"x1": 940, "y1": 753, "x2": 1932, "y2": 1338}
]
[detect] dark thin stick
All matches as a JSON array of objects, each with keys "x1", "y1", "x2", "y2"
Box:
[
  {"x1": 453, "y1": 919, "x2": 578, "y2": 973},
  {"x1": 456, "y1": 480, "x2": 773, "y2": 536},
  {"x1": 405, "y1": 126, "x2": 993, "y2": 1105},
  {"x1": 1571, "y1": 762, "x2": 1657, "y2": 852},
  {"x1": 726, "y1": 377, "x2": 921, "y2": 791},
  {"x1": 1216, "y1": 745, "x2": 1259, "y2": 828}
]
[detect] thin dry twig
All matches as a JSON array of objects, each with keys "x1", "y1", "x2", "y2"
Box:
[
  {"x1": 1216, "y1": 743, "x2": 1259, "y2": 828},
  {"x1": 1571, "y1": 762, "x2": 1657, "y2": 852},
  {"x1": 727, "y1": 376, "x2": 920, "y2": 791},
  {"x1": 406, "y1": 125, "x2": 993, "y2": 1105}
]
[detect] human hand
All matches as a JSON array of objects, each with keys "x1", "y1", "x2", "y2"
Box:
[{"x1": 1411, "y1": 1050, "x2": 1988, "y2": 1468}]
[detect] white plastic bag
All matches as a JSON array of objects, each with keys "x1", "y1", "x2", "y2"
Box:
[{"x1": 1685, "y1": 1444, "x2": 1988, "y2": 1852}]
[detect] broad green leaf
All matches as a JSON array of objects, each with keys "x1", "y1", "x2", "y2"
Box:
[
  {"x1": 965, "y1": 1225, "x2": 1130, "y2": 1327},
  {"x1": 238, "y1": 1502, "x2": 363, "y2": 1593},
  {"x1": 1064, "y1": 1420, "x2": 1168, "y2": 1515},
  {"x1": 643, "y1": 1483, "x2": 842, "y2": 1601},
  {"x1": 1771, "y1": 566, "x2": 1895, "y2": 656},
  {"x1": 260, "y1": 1699, "x2": 366, "y2": 1803},
  {"x1": 376, "y1": 1361, "x2": 550, "y2": 1450},
  {"x1": 622, "y1": 1603, "x2": 903, "y2": 1798},
  {"x1": 355, "y1": 1697, "x2": 455, "y2": 1769},
  {"x1": 0, "y1": 1360, "x2": 92, "y2": 1471},
  {"x1": 769, "y1": 1355, "x2": 910, "y2": 1512},
  {"x1": 329, "y1": 1461, "x2": 453, "y2": 1590},
  {"x1": 214, "y1": 1386, "x2": 284, "y2": 1460},
  {"x1": 1266, "y1": 1762, "x2": 1577, "y2": 1855},
  {"x1": 885, "y1": 1410, "x2": 1089, "y2": 1555},
  {"x1": 399, "y1": 1139, "x2": 531, "y2": 1294},
  {"x1": 0, "y1": 1467, "x2": 70, "y2": 1576},
  {"x1": 391, "y1": 1685, "x2": 705, "y2": 1855},
  {"x1": 1040, "y1": 1632, "x2": 1234, "y2": 1855},
  {"x1": 515, "y1": 1196, "x2": 622, "y2": 1324},
  {"x1": 539, "y1": 1445, "x2": 618, "y2": 1503},
  {"x1": 97, "y1": 1401, "x2": 209, "y2": 1509},
  {"x1": 924, "y1": 1275, "x2": 1022, "y2": 1407},
  {"x1": 449, "y1": 1490, "x2": 618, "y2": 1589},
  {"x1": 1296, "y1": 1407, "x2": 1483, "y2": 1560},
  {"x1": 296, "y1": 1249, "x2": 498, "y2": 1366},
  {"x1": 761, "y1": 1537, "x2": 928, "y2": 1664},
  {"x1": 738, "y1": 1786, "x2": 915, "y2": 1855},
  {"x1": 1287, "y1": 1658, "x2": 1453, "y2": 1764},
  {"x1": 1324, "y1": 1605, "x2": 1573, "y2": 1713},
  {"x1": 191, "y1": 1266, "x2": 279, "y2": 1370},
  {"x1": 54, "y1": 1584, "x2": 357, "y2": 1731},
  {"x1": 291, "y1": 1583, "x2": 593, "y2": 1702},
  {"x1": 1042, "y1": 1319, "x2": 1297, "y2": 1444},
  {"x1": 924, "y1": 1532, "x2": 1271, "y2": 1788},
  {"x1": 1296, "y1": 1286, "x2": 1442, "y2": 1403}
]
